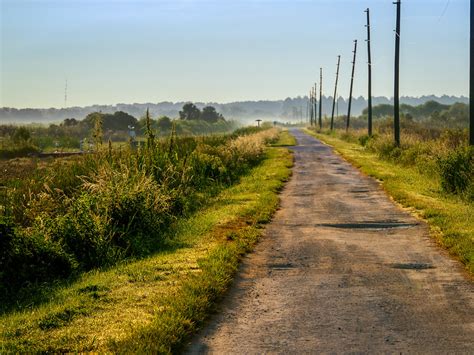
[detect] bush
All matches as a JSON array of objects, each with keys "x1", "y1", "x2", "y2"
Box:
[
  {"x1": 35, "y1": 166, "x2": 175, "y2": 269},
  {"x1": 438, "y1": 146, "x2": 474, "y2": 199},
  {"x1": 367, "y1": 137, "x2": 400, "y2": 160},
  {"x1": 0, "y1": 218, "x2": 75, "y2": 293},
  {"x1": 358, "y1": 134, "x2": 371, "y2": 147}
]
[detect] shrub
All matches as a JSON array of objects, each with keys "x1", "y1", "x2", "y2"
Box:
[
  {"x1": 438, "y1": 146, "x2": 473, "y2": 199},
  {"x1": 0, "y1": 217, "x2": 75, "y2": 292},
  {"x1": 190, "y1": 145, "x2": 228, "y2": 186},
  {"x1": 439, "y1": 129, "x2": 468, "y2": 150},
  {"x1": 37, "y1": 165, "x2": 175, "y2": 269},
  {"x1": 358, "y1": 134, "x2": 371, "y2": 147}
]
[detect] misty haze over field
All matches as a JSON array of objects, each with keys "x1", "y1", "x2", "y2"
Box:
[{"x1": 0, "y1": 95, "x2": 468, "y2": 124}]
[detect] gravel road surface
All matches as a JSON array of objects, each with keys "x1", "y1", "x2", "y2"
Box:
[{"x1": 187, "y1": 129, "x2": 473, "y2": 354}]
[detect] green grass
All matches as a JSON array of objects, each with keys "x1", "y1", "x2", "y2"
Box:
[
  {"x1": 305, "y1": 129, "x2": 474, "y2": 275},
  {"x1": 0, "y1": 134, "x2": 293, "y2": 353},
  {"x1": 271, "y1": 129, "x2": 297, "y2": 147}
]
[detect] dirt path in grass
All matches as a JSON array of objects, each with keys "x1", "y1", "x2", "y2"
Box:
[{"x1": 186, "y1": 129, "x2": 474, "y2": 354}]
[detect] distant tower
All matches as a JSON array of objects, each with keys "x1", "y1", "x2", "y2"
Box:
[{"x1": 64, "y1": 79, "x2": 68, "y2": 108}]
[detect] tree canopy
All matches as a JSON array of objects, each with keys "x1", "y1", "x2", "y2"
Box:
[
  {"x1": 83, "y1": 111, "x2": 137, "y2": 130},
  {"x1": 179, "y1": 103, "x2": 201, "y2": 121},
  {"x1": 62, "y1": 118, "x2": 79, "y2": 127},
  {"x1": 200, "y1": 106, "x2": 225, "y2": 123},
  {"x1": 178, "y1": 103, "x2": 225, "y2": 122},
  {"x1": 362, "y1": 104, "x2": 393, "y2": 118}
]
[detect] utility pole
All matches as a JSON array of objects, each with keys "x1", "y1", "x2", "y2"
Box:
[
  {"x1": 365, "y1": 8, "x2": 373, "y2": 136},
  {"x1": 394, "y1": 1, "x2": 401, "y2": 146},
  {"x1": 331, "y1": 55, "x2": 341, "y2": 130},
  {"x1": 346, "y1": 40, "x2": 358, "y2": 131},
  {"x1": 306, "y1": 101, "x2": 309, "y2": 122},
  {"x1": 313, "y1": 86, "x2": 316, "y2": 126},
  {"x1": 310, "y1": 89, "x2": 314, "y2": 126},
  {"x1": 471, "y1": 0, "x2": 474, "y2": 145},
  {"x1": 319, "y1": 68, "x2": 323, "y2": 129},
  {"x1": 314, "y1": 82, "x2": 318, "y2": 129}
]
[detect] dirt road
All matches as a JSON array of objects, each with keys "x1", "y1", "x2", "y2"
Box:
[{"x1": 187, "y1": 129, "x2": 474, "y2": 354}]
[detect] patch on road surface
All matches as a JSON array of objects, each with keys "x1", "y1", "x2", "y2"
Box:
[
  {"x1": 390, "y1": 263, "x2": 435, "y2": 270},
  {"x1": 317, "y1": 222, "x2": 419, "y2": 230}
]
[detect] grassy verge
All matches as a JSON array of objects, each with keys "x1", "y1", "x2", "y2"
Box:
[
  {"x1": 271, "y1": 129, "x2": 297, "y2": 147},
  {"x1": 305, "y1": 129, "x2": 473, "y2": 274},
  {"x1": 0, "y1": 134, "x2": 293, "y2": 353}
]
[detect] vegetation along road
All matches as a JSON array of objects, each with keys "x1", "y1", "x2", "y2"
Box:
[{"x1": 188, "y1": 129, "x2": 474, "y2": 353}]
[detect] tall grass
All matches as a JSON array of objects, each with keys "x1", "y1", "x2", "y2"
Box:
[{"x1": 0, "y1": 127, "x2": 279, "y2": 301}]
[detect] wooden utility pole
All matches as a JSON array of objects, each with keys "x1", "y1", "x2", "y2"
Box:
[
  {"x1": 310, "y1": 89, "x2": 314, "y2": 126},
  {"x1": 313, "y1": 87, "x2": 316, "y2": 126},
  {"x1": 319, "y1": 68, "x2": 323, "y2": 129},
  {"x1": 394, "y1": 1, "x2": 401, "y2": 146},
  {"x1": 331, "y1": 55, "x2": 341, "y2": 130},
  {"x1": 306, "y1": 98, "x2": 309, "y2": 122},
  {"x1": 314, "y1": 82, "x2": 318, "y2": 129},
  {"x1": 313, "y1": 86, "x2": 316, "y2": 126},
  {"x1": 346, "y1": 40, "x2": 358, "y2": 131},
  {"x1": 471, "y1": 0, "x2": 474, "y2": 145},
  {"x1": 365, "y1": 8, "x2": 373, "y2": 136}
]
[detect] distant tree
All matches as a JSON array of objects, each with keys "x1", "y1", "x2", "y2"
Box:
[
  {"x1": 447, "y1": 103, "x2": 468, "y2": 124},
  {"x1": 157, "y1": 116, "x2": 172, "y2": 130},
  {"x1": 12, "y1": 127, "x2": 30, "y2": 144},
  {"x1": 362, "y1": 104, "x2": 393, "y2": 118},
  {"x1": 83, "y1": 111, "x2": 137, "y2": 131},
  {"x1": 62, "y1": 118, "x2": 79, "y2": 126},
  {"x1": 418, "y1": 100, "x2": 449, "y2": 116},
  {"x1": 179, "y1": 103, "x2": 201, "y2": 120},
  {"x1": 108, "y1": 111, "x2": 137, "y2": 130},
  {"x1": 200, "y1": 106, "x2": 225, "y2": 123},
  {"x1": 83, "y1": 112, "x2": 100, "y2": 128}
]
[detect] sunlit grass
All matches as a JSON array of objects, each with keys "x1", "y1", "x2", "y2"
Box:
[
  {"x1": 272, "y1": 129, "x2": 297, "y2": 147},
  {"x1": 0, "y1": 133, "x2": 293, "y2": 352}
]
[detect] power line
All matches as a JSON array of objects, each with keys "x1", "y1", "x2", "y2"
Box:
[{"x1": 437, "y1": 0, "x2": 451, "y2": 22}]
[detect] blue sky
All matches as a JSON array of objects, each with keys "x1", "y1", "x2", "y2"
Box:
[{"x1": 0, "y1": 0, "x2": 469, "y2": 108}]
